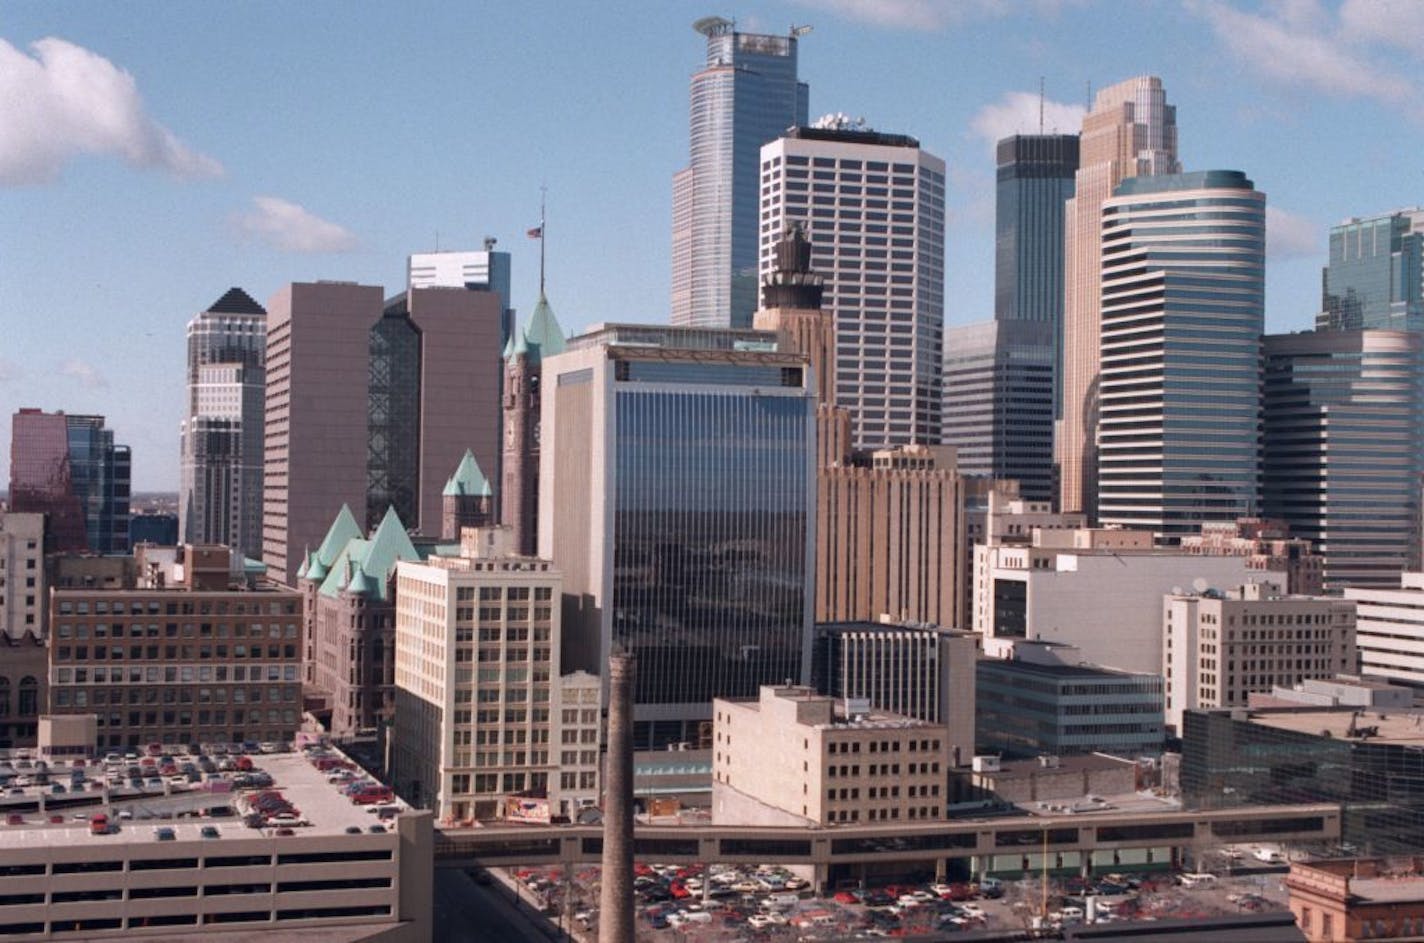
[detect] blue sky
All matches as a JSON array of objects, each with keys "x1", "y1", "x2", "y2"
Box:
[{"x1": 2, "y1": 0, "x2": 1420, "y2": 490}]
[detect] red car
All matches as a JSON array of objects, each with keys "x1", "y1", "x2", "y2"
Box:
[{"x1": 834, "y1": 890, "x2": 859, "y2": 904}]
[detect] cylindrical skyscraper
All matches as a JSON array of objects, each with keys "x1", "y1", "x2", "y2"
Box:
[{"x1": 598, "y1": 650, "x2": 636, "y2": 943}]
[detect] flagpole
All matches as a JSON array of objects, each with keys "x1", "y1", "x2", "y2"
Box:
[{"x1": 539, "y1": 185, "x2": 547, "y2": 299}]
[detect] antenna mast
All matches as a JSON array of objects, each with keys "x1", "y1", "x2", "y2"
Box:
[
  {"x1": 539, "y1": 185, "x2": 547, "y2": 298},
  {"x1": 1039, "y1": 76, "x2": 1045, "y2": 133}
]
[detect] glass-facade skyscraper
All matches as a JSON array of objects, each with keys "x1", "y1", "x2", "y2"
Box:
[
  {"x1": 1317, "y1": 208, "x2": 1424, "y2": 332},
  {"x1": 672, "y1": 17, "x2": 808, "y2": 330},
  {"x1": 1096, "y1": 171, "x2": 1264, "y2": 541},
  {"x1": 1264, "y1": 330, "x2": 1423, "y2": 591},
  {"x1": 994, "y1": 133, "x2": 1078, "y2": 417},
  {"x1": 540, "y1": 324, "x2": 816, "y2": 750},
  {"x1": 9, "y1": 409, "x2": 129, "y2": 554},
  {"x1": 180, "y1": 288, "x2": 266, "y2": 561}
]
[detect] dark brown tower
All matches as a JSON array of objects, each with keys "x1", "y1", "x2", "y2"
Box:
[
  {"x1": 440, "y1": 450, "x2": 495, "y2": 541},
  {"x1": 598, "y1": 650, "x2": 636, "y2": 943},
  {"x1": 500, "y1": 295, "x2": 565, "y2": 556}
]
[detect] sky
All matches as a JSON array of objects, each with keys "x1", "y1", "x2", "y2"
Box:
[{"x1": 1, "y1": 0, "x2": 1421, "y2": 491}]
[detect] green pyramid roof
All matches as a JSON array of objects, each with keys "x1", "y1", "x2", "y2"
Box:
[
  {"x1": 316, "y1": 506, "x2": 419, "y2": 601},
  {"x1": 302, "y1": 505, "x2": 362, "y2": 584},
  {"x1": 522, "y1": 294, "x2": 566, "y2": 361},
  {"x1": 443, "y1": 449, "x2": 492, "y2": 497}
]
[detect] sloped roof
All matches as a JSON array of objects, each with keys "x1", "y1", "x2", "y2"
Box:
[
  {"x1": 207, "y1": 287, "x2": 266, "y2": 315},
  {"x1": 523, "y1": 293, "x2": 566, "y2": 360},
  {"x1": 317, "y1": 505, "x2": 419, "y2": 601},
  {"x1": 443, "y1": 449, "x2": 492, "y2": 497},
  {"x1": 304, "y1": 504, "x2": 362, "y2": 583}
]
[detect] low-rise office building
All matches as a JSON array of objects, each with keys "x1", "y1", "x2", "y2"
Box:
[
  {"x1": 1180, "y1": 518, "x2": 1323, "y2": 596},
  {"x1": 1347, "y1": 572, "x2": 1424, "y2": 689},
  {"x1": 47, "y1": 545, "x2": 301, "y2": 750},
  {"x1": 1288, "y1": 857, "x2": 1424, "y2": 942},
  {"x1": 977, "y1": 645, "x2": 1164, "y2": 758},
  {"x1": 1162, "y1": 581, "x2": 1356, "y2": 734},
  {"x1": 0, "y1": 511, "x2": 44, "y2": 639},
  {"x1": 712, "y1": 685, "x2": 948, "y2": 827}
]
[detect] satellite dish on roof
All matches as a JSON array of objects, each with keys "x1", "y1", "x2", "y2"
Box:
[{"x1": 1192, "y1": 577, "x2": 1209, "y2": 593}]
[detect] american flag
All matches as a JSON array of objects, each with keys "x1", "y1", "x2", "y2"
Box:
[{"x1": 526, "y1": 226, "x2": 543, "y2": 239}]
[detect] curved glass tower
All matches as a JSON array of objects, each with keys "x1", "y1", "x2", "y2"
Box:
[{"x1": 1096, "y1": 171, "x2": 1265, "y2": 541}]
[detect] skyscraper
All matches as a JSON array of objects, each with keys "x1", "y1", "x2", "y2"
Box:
[
  {"x1": 9, "y1": 409, "x2": 129, "y2": 554},
  {"x1": 539, "y1": 324, "x2": 816, "y2": 749},
  {"x1": 1059, "y1": 76, "x2": 1179, "y2": 519},
  {"x1": 995, "y1": 133, "x2": 1078, "y2": 415},
  {"x1": 759, "y1": 124, "x2": 946, "y2": 448},
  {"x1": 1096, "y1": 171, "x2": 1265, "y2": 540},
  {"x1": 1317, "y1": 209, "x2": 1424, "y2": 332},
  {"x1": 1264, "y1": 329, "x2": 1423, "y2": 591},
  {"x1": 942, "y1": 318, "x2": 1055, "y2": 502},
  {"x1": 408, "y1": 243, "x2": 517, "y2": 347},
  {"x1": 263, "y1": 281, "x2": 382, "y2": 586},
  {"x1": 367, "y1": 287, "x2": 504, "y2": 536},
  {"x1": 671, "y1": 16, "x2": 809, "y2": 329},
  {"x1": 179, "y1": 287, "x2": 266, "y2": 561}
]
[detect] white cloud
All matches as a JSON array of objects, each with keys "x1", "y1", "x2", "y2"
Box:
[
  {"x1": 792, "y1": 0, "x2": 1008, "y2": 30},
  {"x1": 60, "y1": 359, "x2": 108, "y2": 390},
  {"x1": 0, "y1": 37, "x2": 223, "y2": 186},
  {"x1": 236, "y1": 196, "x2": 358, "y2": 253},
  {"x1": 969, "y1": 91, "x2": 1085, "y2": 150},
  {"x1": 1266, "y1": 206, "x2": 1321, "y2": 261},
  {"x1": 1339, "y1": 0, "x2": 1424, "y2": 55},
  {"x1": 1187, "y1": 0, "x2": 1414, "y2": 109}
]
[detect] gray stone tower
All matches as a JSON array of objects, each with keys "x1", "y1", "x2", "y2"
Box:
[
  {"x1": 598, "y1": 650, "x2": 635, "y2": 943},
  {"x1": 500, "y1": 294, "x2": 566, "y2": 556}
]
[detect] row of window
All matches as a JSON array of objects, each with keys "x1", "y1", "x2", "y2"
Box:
[{"x1": 56, "y1": 599, "x2": 296, "y2": 616}]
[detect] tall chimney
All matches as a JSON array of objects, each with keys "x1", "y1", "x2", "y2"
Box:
[{"x1": 598, "y1": 650, "x2": 636, "y2": 943}]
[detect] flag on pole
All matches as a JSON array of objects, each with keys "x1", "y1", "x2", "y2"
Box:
[{"x1": 526, "y1": 226, "x2": 543, "y2": 239}]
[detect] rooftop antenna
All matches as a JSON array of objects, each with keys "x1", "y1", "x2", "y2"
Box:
[
  {"x1": 1039, "y1": 76, "x2": 1045, "y2": 133},
  {"x1": 1086, "y1": 80, "x2": 1093, "y2": 112}
]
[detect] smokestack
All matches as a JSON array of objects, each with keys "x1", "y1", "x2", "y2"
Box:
[{"x1": 598, "y1": 650, "x2": 636, "y2": 943}]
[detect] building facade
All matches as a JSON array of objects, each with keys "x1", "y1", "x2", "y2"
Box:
[
  {"x1": 995, "y1": 133, "x2": 1079, "y2": 414},
  {"x1": 1346, "y1": 572, "x2": 1424, "y2": 689},
  {"x1": 179, "y1": 288, "x2": 267, "y2": 561},
  {"x1": 1179, "y1": 518, "x2": 1324, "y2": 596},
  {"x1": 976, "y1": 657, "x2": 1164, "y2": 758},
  {"x1": 672, "y1": 17, "x2": 809, "y2": 329},
  {"x1": 1097, "y1": 171, "x2": 1265, "y2": 540},
  {"x1": 1316, "y1": 208, "x2": 1424, "y2": 332},
  {"x1": 298, "y1": 505, "x2": 419, "y2": 740},
  {"x1": 942, "y1": 318, "x2": 1056, "y2": 502},
  {"x1": 1059, "y1": 76, "x2": 1180, "y2": 520},
  {"x1": 1264, "y1": 329, "x2": 1423, "y2": 592},
  {"x1": 973, "y1": 527, "x2": 1271, "y2": 675},
  {"x1": 810, "y1": 621, "x2": 976, "y2": 768},
  {"x1": 540, "y1": 324, "x2": 816, "y2": 749},
  {"x1": 759, "y1": 125, "x2": 947, "y2": 449},
  {"x1": 9, "y1": 409, "x2": 130, "y2": 554},
  {"x1": 393, "y1": 527, "x2": 598, "y2": 821},
  {"x1": 501, "y1": 295, "x2": 567, "y2": 556},
  {"x1": 1162, "y1": 581, "x2": 1356, "y2": 734},
  {"x1": 408, "y1": 243, "x2": 515, "y2": 343},
  {"x1": 0, "y1": 630, "x2": 46, "y2": 749},
  {"x1": 713, "y1": 685, "x2": 949, "y2": 826},
  {"x1": 262, "y1": 282, "x2": 382, "y2": 586},
  {"x1": 0, "y1": 511, "x2": 44, "y2": 639},
  {"x1": 47, "y1": 545, "x2": 302, "y2": 749}
]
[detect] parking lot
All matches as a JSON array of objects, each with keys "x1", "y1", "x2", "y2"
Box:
[{"x1": 500, "y1": 859, "x2": 1293, "y2": 941}]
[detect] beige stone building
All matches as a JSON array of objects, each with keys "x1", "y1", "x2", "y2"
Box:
[
  {"x1": 1180, "y1": 518, "x2": 1323, "y2": 596},
  {"x1": 1163, "y1": 581, "x2": 1356, "y2": 734},
  {"x1": 392, "y1": 526, "x2": 598, "y2": 823},
  {"x1": 712, "y1": 685, "x2": 948, "y2": 827},
  {"x1": 0, "y1": 511, "x2": 44, "y2": 639}
]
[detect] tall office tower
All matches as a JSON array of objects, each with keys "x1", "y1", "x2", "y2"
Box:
[
  {"x1": 501, "y1": 295, "x2": 567, "y2": 556},
  {"x1": 9, "y1": 409, "x2": 130, "y2": 553},
  {"x1": 942, "y1": 319, "x2": 1055, "y2": 502},
  {"x1": 671, "y1": 16, "x2": 809, "y2": 329},
  {"x1": 263, "y1": 282, "x2": 383, "y2": 586},
  {"x1": 8, "y1": 409, "x2": 86, "y2": 552},
  {"x1": 995, "y1": 133, "x2": 1079, "y2": 415},
  {"x1": 1263, "y1": 329, "x2": 1423, "y2": 591},
  {"x1": 408, "y1": 243, "x2": 517, "y2": 348},
  {"x1": 1316, "y1": 209, "x2": 1424, "y2": 331},
  {"x1": 179, "y1": 288, "x2": 266, "y2": 561},
  {"x1": 760, "y1": 124, "x2": 947, "y2": 448},
  {"x1": 1096, "y1": 171, "x2": 1264, "y2": 541},
  {"x1": 367, "y1": 287, "x2": 504, "y2": 535},
  {"x1": 540, "y1": 324, "x2": 816, "y2": 749},
  {"x1": 1059, "y1": 76, "x2": 1180, "y2": 519}
]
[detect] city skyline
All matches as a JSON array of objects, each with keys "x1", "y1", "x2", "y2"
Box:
[{"x1": 2, "y1": 0, "x2": 1422, "y2": 490}]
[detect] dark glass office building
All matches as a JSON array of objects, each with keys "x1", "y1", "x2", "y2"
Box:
[
  {"x1": 1183, "y1": 707, "x2": 1424, "y2": 855},
  {"x1": 8, "y1": 409, "x2": 129, "y2": 553},
  {"x1": 543, "y1": 325, "x2": 816, "y2": 749},
  {"x1": 994, "y1": 133, "x2": 1078, "y2": 415}
]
